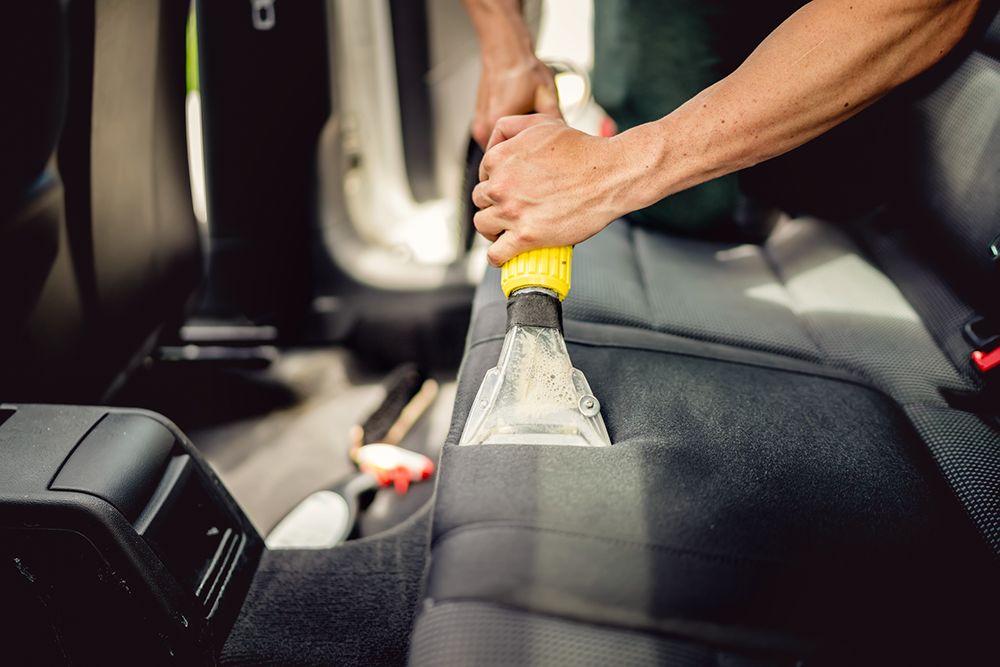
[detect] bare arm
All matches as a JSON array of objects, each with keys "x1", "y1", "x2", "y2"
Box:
[
  {"x1": 462, "y1": 0, "x2": 559, "y2": 147},
  {"x1": 473, "y1": 0, "x2": 981, "y2": 266},
  {"x1": 628, "y1": 0, "x2": 981, "y2": 208}
]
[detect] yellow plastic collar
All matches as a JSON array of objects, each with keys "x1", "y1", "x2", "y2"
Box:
[{"x1": 500, "y1": 246, "x2": 572, "y2": 301}]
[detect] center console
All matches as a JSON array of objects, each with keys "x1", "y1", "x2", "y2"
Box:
[{"x1": 0, "y1": 404, "x2": 262, "y2": 665}]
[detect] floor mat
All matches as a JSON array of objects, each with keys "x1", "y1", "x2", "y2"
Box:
[{"x1": 220, "y1": 505, "x2": 431, "y2": 666}]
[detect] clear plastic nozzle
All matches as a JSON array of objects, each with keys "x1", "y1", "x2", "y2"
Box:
[{"x1": 459, "y1": 321, "x2": 611, "y2": 447}]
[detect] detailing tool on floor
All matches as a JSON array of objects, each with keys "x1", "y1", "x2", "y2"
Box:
[
  {"x1": 348, "y1": 369, "x2": 438, "y2": 494},
  {"x1": 459, "y1": 247, "x2": 612, "y2": 446},
  {"x1": 266, "y1": 368, "x2": 438, "y2": 549}
]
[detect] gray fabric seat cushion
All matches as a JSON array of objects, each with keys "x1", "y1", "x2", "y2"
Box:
[
  {"x1": 413, "y1": 215, "x2": 1000, "y2": 665},
  {"x1": 471, "y1": 216, "x2": 1000, "y2": 554},
  {"x1": 414, "y1": 317, "x2": 997, "y2": 664}
]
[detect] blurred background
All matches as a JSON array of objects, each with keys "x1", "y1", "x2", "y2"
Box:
[{"x1": 0, "y1": 0, "x2": 604, "y2": 537}]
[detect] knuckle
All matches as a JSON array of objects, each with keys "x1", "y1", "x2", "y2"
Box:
[
  {"x1": 488, "y1": 179, "x2": 505, "y2": 200},
  {"x1": 481, "y1": 151, "x2": 498, "y2": 173},
  {"x1": 501, "y1": 199, "x2": 521, "y2": 220}
]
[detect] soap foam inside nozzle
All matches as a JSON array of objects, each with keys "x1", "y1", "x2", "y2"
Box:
[{"x1": 459, "y1": 290, "x2": 611, "y2": 447}]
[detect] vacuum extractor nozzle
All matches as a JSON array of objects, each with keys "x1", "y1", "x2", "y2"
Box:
[{"x1": 459, "y1": 247, "x2": 612, "y2": 447}]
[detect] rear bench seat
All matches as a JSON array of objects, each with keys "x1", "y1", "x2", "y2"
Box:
[{"x1": 411, "y1": 7, "x2": 1000, "y2": 666}]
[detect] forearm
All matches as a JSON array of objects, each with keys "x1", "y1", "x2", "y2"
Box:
[
  {"x1": 463, "y1": 0, "x2": 559, "y2": 146},
  {"x1": 621, "y1": 0, "x2": 980, "y2": 211},
  {"x1": 462, "y1": 0, "x2": 534, "y2": 64}
]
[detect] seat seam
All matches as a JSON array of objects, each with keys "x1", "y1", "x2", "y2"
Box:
[
  {"x1": 432, "y1": 520, "x2": 787, "y2": 569},
  {"x1": 461, "y1": 329, "x2": 886, "y2": 395},
  {"x1": 416, "y1": 598, "x2": 812, "y2": 657},
  {"x1": 759, "y1": 235, "x2": 832, "y2": 360},
  {"x1": 628, "y1": 225, "x2": 656, "y2": 326}
]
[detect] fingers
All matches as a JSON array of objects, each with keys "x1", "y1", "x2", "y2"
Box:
[
  {"x1": 478, "y1": 148, "x2": 493, "y2": 183},
  {"x1": 473, "y1": 208, "x2": 502, "y2": 243},
  {"x1": 534, "y1": 80, "x2": 561, "y2": 119},
  {"x1": 479, "y1": 113, "x2": 563, "y2": 181},
  {"x1": 472, "y1": 176, "x2": 507, "y2": 245},
  {"x1": 471, "y1": 180, "x2": 494, "y2": 210},
  {"x1": 486, "y1": 232, "x2": 525, "y2": 268}
]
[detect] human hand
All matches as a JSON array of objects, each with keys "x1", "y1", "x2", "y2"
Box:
[
  {"x1": 472, "y1": 54, "x2": 560, "y2": 148},
  {"x1": 472, "y1": 114, "x2": 634, "y2": 267}
]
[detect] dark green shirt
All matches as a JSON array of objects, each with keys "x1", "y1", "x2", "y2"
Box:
[{"x1": 591, "y1": 0, "x2": 807, "y2": 232}]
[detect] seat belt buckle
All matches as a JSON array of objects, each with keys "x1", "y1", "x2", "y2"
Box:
[
  {"x1": 966, "y1": 234, "x2": 1000, "y2": 375},
  {"x1": 963, "y1": 314, "x2": 1000, "y2": 374},
  {"x1": 971, "y1": 343, "x2": 1000, "y2": 374}
]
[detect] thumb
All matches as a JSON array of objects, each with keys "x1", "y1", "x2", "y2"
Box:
[
  {"x1": 486, "y1": 113, "x2": 556, "y2": 151},
  {"x1": 534, "y1": 82, "x2": 561, "y2": 118}
]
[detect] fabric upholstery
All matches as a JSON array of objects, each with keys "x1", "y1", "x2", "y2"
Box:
[
  {"x1": 415, "y1": 217, "x2": 1000, "y2": 663},
  {"x1": 414, "y1": 5, "x2": 1000, "y2": 664}
]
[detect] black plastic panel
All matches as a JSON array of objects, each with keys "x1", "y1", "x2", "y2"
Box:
[
  {"x1": 2, "y1": 528, "x2": 177, "y2": 666},
  {"x1": 195, "y1": 0, "x2": 330, "y2": 332},
  {"x1": 140, "y1": 454, "x2": 246, "y2": 616},
  {"x1": 0, "y1": 404, "x2": 263, "y2": 663},
  {"x1": 51, "y1": 413, "x2": 175, "y2": 521}
]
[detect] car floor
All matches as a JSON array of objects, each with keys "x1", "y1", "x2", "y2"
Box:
[
  {"x1": 111, "y1": 347, "x2": 455, "y2": 538},
  {"x1": 110, "y1": 346, "x2": 454, "y2": 665}
]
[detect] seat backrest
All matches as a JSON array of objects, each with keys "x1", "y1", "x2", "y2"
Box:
[
  {"x1": 0, "y1": 0, "x2": 201, "y2": 402},
  {"x1": 0, "y1": 2, "x2": 86, "y2": 400},
  {"x1": 891, "y1": 4, "x2": 1000, "y2": 321},
  {"x1": 194, "y1": 0, "x2": 329, "y2": 334}
]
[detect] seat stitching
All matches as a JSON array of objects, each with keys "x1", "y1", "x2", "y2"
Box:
[
  {"x1": 416, "y1": 599, "x2": 813, "y2": 657},
  {"x1": 759, "y1": 234, "x2": 831, "y2": 360},
  {"x1": 461, "y1": 330, "x2": 885, "y2": 394},
  {"x1": 433, "y1": 520, "x2": 788, "y2": 569}
]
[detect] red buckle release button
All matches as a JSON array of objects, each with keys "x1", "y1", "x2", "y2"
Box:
[{"x1": 971, "y1": 347, "x2": 1000, "y2": 373}]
